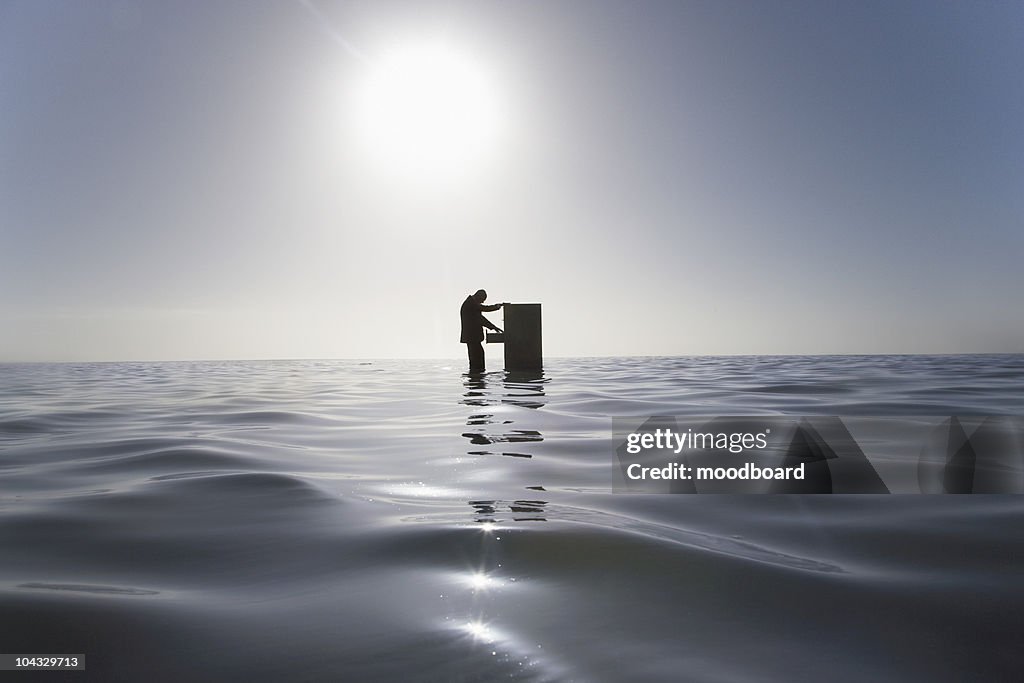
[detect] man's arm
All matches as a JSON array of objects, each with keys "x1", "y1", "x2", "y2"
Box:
[{"x1": 481, "y1": 302, "x2": 502, "y2": 331}]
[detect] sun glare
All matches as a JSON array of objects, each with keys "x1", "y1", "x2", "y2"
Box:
[{"x1": 352, "y1": 40, "x2": 504, "y2": 182}]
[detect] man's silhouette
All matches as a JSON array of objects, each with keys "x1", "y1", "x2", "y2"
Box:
[{"x1": 460, "y1": 289, "x2": 503, "y2": 372}]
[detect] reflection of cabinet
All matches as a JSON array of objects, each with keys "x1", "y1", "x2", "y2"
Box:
[{"x1": 502, "y1": 303, "x2": 542, "y2": 370}]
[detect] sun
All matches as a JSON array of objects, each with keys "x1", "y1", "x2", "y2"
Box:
[{"x1": 351, "y1": 40, "x2": 504, "y2": 183}]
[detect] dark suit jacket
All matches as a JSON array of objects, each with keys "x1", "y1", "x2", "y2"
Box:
[{"x1": 460, "y1": 296, "x2": 501, "y2": 343}]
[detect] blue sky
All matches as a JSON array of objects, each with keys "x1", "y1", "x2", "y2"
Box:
[{"x1": 2, "y1": 0, "x2": 1022, "y2": 360}]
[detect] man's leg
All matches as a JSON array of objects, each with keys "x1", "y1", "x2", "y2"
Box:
[{"x1": 467, "y1": 341, "x2": 485, "y2": 371}]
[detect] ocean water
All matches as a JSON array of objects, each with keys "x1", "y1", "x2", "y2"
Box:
[{"x1": 2, "y1": 355, "x2": 1023, "y2": 682}]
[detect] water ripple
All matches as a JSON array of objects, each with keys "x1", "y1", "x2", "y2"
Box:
[{"x1": 1, "y1": 356, "x2": 1023, "y2": 681}]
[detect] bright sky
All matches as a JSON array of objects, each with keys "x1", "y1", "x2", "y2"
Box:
[{"x1": 2, "y1": 0, "x2": 1022, "y2": 361}]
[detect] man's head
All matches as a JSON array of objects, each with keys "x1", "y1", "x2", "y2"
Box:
[{"x1": 473, "y1": 289, "x2": 487, "y2": 303}]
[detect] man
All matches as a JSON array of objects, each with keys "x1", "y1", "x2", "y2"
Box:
[{"x1": 460, "y1": 289, "x2": 503, "y2": 372}]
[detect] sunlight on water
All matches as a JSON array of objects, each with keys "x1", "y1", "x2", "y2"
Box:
[{"x1": 462, "y1": 570, "x2": 501, "y2": 592}]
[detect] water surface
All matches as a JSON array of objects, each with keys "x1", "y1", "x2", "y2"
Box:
[{"x1": 2, "y1": 355, "x2": 1023, "y2": 681}]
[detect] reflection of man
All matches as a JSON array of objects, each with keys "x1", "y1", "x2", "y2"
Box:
[{"x1": 460, "y1": 289, "x2": 503, "y2": 372}]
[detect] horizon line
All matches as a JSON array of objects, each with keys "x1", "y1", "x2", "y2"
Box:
[{"x1": 2, "y1": 351, "x2": 1023, "y2": 365}]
